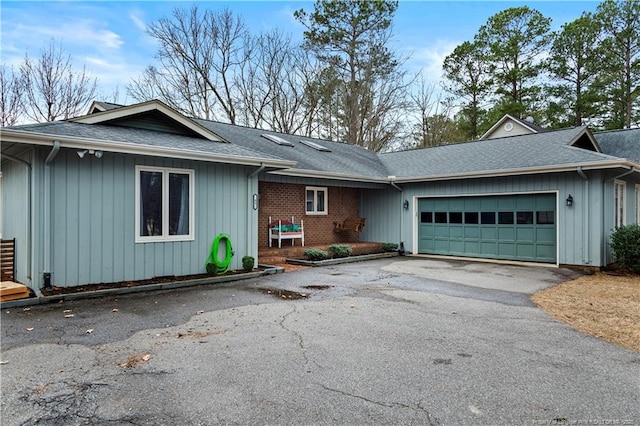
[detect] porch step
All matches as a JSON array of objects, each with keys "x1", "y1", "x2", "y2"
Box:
[
  {"x1": 260, "y1": 256, "x2": 287, "y2": 265},
  {"x1": 0, "y1": 281, "x2": 30, "y2": 301}
]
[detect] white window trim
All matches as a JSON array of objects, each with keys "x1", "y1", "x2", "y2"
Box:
[
  {"x1": 135, "y1": 165, "x2": 195, "y2": 243},
  {"x1": 635, "y1": 184, "x2": 640, "y2": 224},
  {"x1": 614, "y1": 179, "x2": 626, "y2": 228},
  {"x1": 305, "y1": 186, "x2": 328, "y2": 215}
]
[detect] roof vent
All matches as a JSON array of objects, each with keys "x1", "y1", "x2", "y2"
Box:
[{"x1": 261, "y1": 133, "x2": 294, "y2": 147}]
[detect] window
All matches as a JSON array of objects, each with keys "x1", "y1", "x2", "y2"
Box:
[
  {"x1": 135, "y1": 166, "x2": 194, "y2": 242},
  {"x1": 434, "y1": 212, "x2": 448, "y2": 223},
  {"x1": 517, "y1": 211, "x2": 534, "y2": 224},
  {"x1": 480, "y1": 212, "x2": 496, "y2": 224},
  {"x1": 306, "y1": 186, "x2": 327, "y2": 215},
  {"x1": 536, "y1": 211, "x2": 555, "y2": 225},
  {"x1": 449, "y1": 212, "x2": 463, "y2": 224},
  {"x1": 635, "y1": 184, "x2": 640, "y2": 224},
  {"x1": 464, "y1": 212, "x2": 479, "y2": 224},
  {"x1": 614, "y1": 180, "x2": 626, "y2": 228},
  {"x1": 420, "y1": 212, "x2": 433, "y2": 223},
  {"x1": 498, "y1": 212, "x2": 514, "y2": 224}
]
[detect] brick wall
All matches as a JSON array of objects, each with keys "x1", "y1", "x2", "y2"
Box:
[{"x1": 258, "y1": 181, "x2": 361, "y2": 247}]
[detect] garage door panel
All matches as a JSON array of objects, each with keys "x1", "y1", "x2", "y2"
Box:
[
  {"x1": 498, "y1": 227, "x2": 515, "y2": 240},
  {"x1": 418, "y1": 194, "x2": 557, "y2": 263}
]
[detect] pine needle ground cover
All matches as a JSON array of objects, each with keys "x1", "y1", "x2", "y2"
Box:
[{"x1": 532, "y1": 273, "x2": 639, "y2": 353}]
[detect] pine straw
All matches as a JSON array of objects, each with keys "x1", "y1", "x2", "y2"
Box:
[{"x1": 531, "y1": 273, "x2": 640, "y2": 353}]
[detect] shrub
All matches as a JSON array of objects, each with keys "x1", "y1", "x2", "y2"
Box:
[
  {"x1": 242, "y1": 256, "x2": 255, "y2": 271},
  {"x1": 381, "y1": 243, "x2": 398, "y2": 252},
  {"x1": 205, "y1": 262, "x2": 217, "y2": 275},
  {"x1": 304, "y1": 248, "x2": 328, "y2": 261},
  {"x1": 610, "y1": 224, "x2": 640, "y2": 274},
  {"x1": 329, "y1": 244, "x2": 352, "y2": 258}
]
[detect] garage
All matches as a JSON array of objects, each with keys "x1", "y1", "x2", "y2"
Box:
[{"x1": 417, "y1": 193, "x2": 557, "y2": 263}]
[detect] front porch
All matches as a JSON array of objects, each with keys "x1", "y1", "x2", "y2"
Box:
[{"x1": 259, "y1": 242, "x2": 386, "y2": 265}]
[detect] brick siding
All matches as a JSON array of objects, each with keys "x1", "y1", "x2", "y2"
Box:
[{"x1": 258, "y1": 182, "x2": 361, "y2": 247}]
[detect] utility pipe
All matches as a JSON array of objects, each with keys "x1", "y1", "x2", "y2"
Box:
[
  {"x1": 247, "y1": 163, "x2": 265, "y2": 262},
  {"x1": 3, "y1": 152, "x2": 35, "y2": 289},
  {"x1": 43, "y1": 141, "x2": 60, "y2": 290},
  {"x1": 389, "y1": 180, "x2": 405, "y2": 254}
]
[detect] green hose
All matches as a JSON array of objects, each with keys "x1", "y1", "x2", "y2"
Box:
[{"x1": 205, "y1": 234, "x2": 234, "y2": 274}]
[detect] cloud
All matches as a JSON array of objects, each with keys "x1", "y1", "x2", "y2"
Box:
[
  {"x1": 406, "y1": 39, "x2": 460, "y2": 83},
  {"x1": 129, "y1": 10, "x2": 147, "y2": 33}
]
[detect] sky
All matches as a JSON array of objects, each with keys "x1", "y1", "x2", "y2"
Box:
[{"x1": 1, "y1": 0, "x2": 601, "y2": 104}]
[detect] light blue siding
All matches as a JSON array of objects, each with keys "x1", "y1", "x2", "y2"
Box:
[
  {"x1": 1, "y1": 149, "x2": 33, "y2": 285},
  {"x1": 49, "y1": 150, "x2": 254, "y2": 287},
  {"x1": 361, "y1": 170, "x2": 609, "y2": 267}
]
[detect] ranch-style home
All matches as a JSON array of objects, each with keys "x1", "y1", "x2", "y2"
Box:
[{"x1": 1, "y1": 100, "x2": 638, "y2": 295}]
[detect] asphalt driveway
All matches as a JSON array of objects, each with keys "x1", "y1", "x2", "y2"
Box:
[{"x1": 1, "y1": 257, "x2": 638, "y2": 425}]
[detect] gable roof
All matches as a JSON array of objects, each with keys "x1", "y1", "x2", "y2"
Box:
[
  {"x1": 381, "y1": 127, "x2": 632, "y2": 182},
  {"x1": 480, "y1": 114, "x2": 548, "y2": 140},
  {"x1": 594, "y1": 128, "x2": 640, "y2": 163},
  {"x1": 72, "y1": 99, "x2": 225, "y2": 142}
]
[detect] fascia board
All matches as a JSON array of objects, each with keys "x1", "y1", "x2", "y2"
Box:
[
  {"x1": 268, "y1": 168, "x2": 390, "y2": 183},
  {"x1": 392, "y1": 161, "x2": 639, "y2": 183},
  {"x1": 1, "y1": 130, "x2": 295, "y2": 168},
  {"x1": 71, "y1": 100, "x2": 226, "y2": 142}
]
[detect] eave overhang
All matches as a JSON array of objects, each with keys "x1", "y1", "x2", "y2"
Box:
[{"x1": 0, "y1": 129, "x2": 295, "y2": 169}]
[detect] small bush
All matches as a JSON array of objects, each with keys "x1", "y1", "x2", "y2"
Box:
[
  {"x1": 381, "y1": 243, "x2": 398, "y2": 252},
  {"x1": 610, "y1": 224, "x2": 640, "y2": 274},
  {"x1": 304, "y1": 248, "x2": 328, "y2": 261},
  {"x1": 329, "y1": 244, "x2": 352, "y2": 258},
  {"x1": 242, "y1": 256, "x2": 255, "y2": 271},
  {"x1": 205, "y1": 262, "x2": 217, "y2": 275}
]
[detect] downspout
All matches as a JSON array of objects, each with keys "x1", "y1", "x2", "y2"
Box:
[
  {"x1": 576, "y1": 167, "x2": 590, "y2": 264},
  {"x1": 3, "y1": 153, "x2": 35, "y2": 291},
  {"x1": 390, "y1": 180, "x2": 405, "y2": 254},
  {"x1": 43, "y1": 141, "x2": 60, "y2": 291},
  {"x1": 602, "y1": 166, "x2": 637, "y2": 265},
  {"x1": 247, "y1": 163, "x2": 265, "y2": 262}
]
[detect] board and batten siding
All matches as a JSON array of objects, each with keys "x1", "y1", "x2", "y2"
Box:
[
  {"x1": 361, "y1": 171, "x2": 607, "y2": 267},
  {"x1": 1, "y1": 149, "x2": 35, "y2": 285},
  {"x1": 49, "y1": 150, "x2": 254, "y2": 287}
]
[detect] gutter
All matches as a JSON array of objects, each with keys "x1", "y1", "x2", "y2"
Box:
[
  {"x1": 247, "y1": 163, "x2": 265, "y2": 262},
  {"x1": 43, "y1": 141, "x2": 60, "y2": 291},
  {"x1": 2, "y1": 153, "x2": 35, "y2": 290},
  {"x1": 389, "y1": 178, "x2": 405, "y2": 254}
]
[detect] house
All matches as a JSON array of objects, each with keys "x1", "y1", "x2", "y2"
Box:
[
  {"x1": 479, "y1": 114, "x2": 548, "y2": 139},
  {"x1": 1, "y1": 100, "x2": 639, "y2": 295}
]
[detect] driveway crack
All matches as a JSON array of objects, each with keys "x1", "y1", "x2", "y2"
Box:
[
  {"x1": 278, "y1": 306, "x2": 312, "y2": 369},
  {"x1": 320, "y1": 384, "x2": 436, "y2": 424}
]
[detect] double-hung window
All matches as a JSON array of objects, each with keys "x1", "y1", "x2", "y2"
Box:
[
  {"x1": 135, "y1": 166, "x2": 194, "y2": 242},
  {"x1": 614, "y1": 180, "x2": 626, "y2": 228},
  {"x1": 306, "y1": 186, "x2": 328, "y2": 215}
]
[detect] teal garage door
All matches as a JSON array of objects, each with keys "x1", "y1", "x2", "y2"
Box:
[{"x1": 418, "y1": 194, "x2": 556, "y2": 263}]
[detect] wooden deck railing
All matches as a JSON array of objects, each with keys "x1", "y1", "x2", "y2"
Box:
[{"x1": 1, "y1": 239, "x2": 16, "y2": 282}]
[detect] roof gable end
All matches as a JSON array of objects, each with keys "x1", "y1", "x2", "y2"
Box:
[
  {"x1": 480, "y1": 114, "x2": 542, "y2": 140},
  {"x1": 72, "y1": 100, "x2": 226, "y2": 142}
]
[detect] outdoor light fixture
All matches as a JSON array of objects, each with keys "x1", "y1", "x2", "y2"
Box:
[
  {"x1": 403, "y1": 199, "x2": 409, "y2": 210},
  {"x1": 566, "y1": 194, "x2": 573, "y2": 207},
  {"x1": 77, "y1": 149, "x2": 103, "y2": 159}
]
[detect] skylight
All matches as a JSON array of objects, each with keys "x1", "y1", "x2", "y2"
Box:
[
  {"x1": 300, "y1": 140, "x2": 331, "y2": 152},
  {"x1": 261, "y1": 133, "x2": 294, "y2": 147}
]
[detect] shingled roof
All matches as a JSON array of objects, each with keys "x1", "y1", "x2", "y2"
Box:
[
  {"x1": 195, "y1": 120, "x2": 390, "y2": 181},
  {"x1": 594, "y1": 128, "x2": 640, "y2": 163},
  {"x1": 380, "y1": 127, "x2": 627, "y2": 181}
]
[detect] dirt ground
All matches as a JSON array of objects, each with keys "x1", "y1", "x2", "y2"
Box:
[{"x1": 532, "y1": 272, "x2": 640, "y2": 353}]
